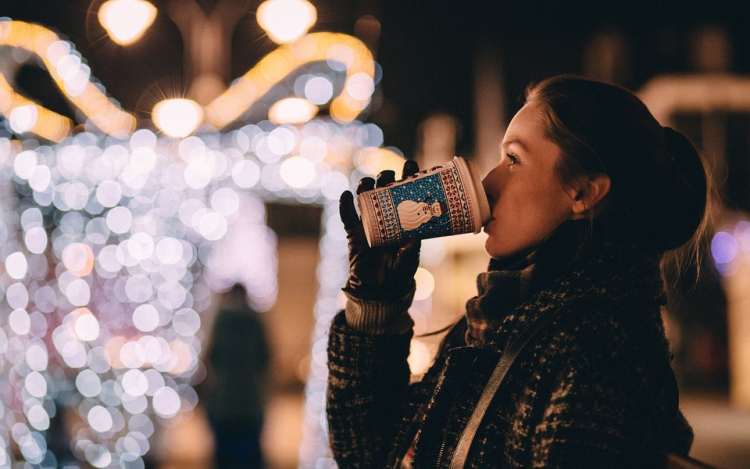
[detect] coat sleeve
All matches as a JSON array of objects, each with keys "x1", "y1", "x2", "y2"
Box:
[
  {"x1": 326, "y1": 311, "x2": 414, "y2": 467},
  {"x1": 529, "y1": 313, "x2": 681, "y2": 469}
]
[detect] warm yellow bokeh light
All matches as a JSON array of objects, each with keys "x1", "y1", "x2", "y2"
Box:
[
  {"x1": 0, "y1": 20, "x2": 135, "y2": 140},
  {"x1": 152, "y1": 99, "x2": 204, "y2": 138},
  {"x1": 355, "y1": 147, "x2": 406, "y2": 177},
  {"x1": 205, "y1": 33, "x2": 375, "y2": 128},
  {"x1": 257, "y1": 0, "x2": 317, "y2": 44},
  {"x1": 98, "y1": 0, "x2": 158, "y2": 46},
  {"x1": 407, "y1": 339, "x2": 433, "y2": 376},
  {"x1": 268, "y1": 97, "x2": 318, "y2": 124},
  {"x1": 414, "y1": 267, "x2": 436, "y2": 301}
]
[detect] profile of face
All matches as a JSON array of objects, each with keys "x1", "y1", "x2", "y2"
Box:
[{"x1": 482, "y1": 102, "x2": 581, "y2": 260}]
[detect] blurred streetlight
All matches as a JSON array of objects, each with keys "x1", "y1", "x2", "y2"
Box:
[
  {"x1": 98, "y1": 0, "x2": 157, "y2": 46},
  {"x1": 152, "y1": 98, "x2": 204, "y2": 137},
  {"x1": 257, "y1": 0, "x2": 317, "y2": 44}
]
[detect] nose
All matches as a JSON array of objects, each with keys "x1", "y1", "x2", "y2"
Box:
[{"x1": 481, "y1": 165, "x2": 503, "y2": 203}]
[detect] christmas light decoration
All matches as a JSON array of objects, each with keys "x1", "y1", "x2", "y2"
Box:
[{"x1": 0, "y1": 13, "x2": 394, "y2": 469}]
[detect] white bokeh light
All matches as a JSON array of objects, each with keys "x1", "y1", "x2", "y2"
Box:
[
  {"x1": 25, "y1": 343, "x2": 49, "y2": 372},
  {"x1": 304, "y1": 76, "x2": 334, "y2": 105},
  {"x1": 24, "y1": 227, "x2": 48, "y2": 254},
  {"x1": 25, "y1": 372, "x2": 48, "y2": 398},
  {"x1": 76, "y1": 369, "x2": 102, "y2": 397},
  {"x1": 107, "y1": 206, "x2": 133, "y2": 233},
  {"x1": 152, "y1": 387, "x2": 181, "y2": 418},
  {"x1": 280, "y1": 156, "x2": 316, "y2": 188},
  {"x1": 9, "y1": 105, "x2": 38, "y2": 134},
  {"x1": 9, "y1": 309, "x2": 31, "y2": 335},
  {"x1": 122, "y1": 369, "x2": 149, "y2": 397},
  {"x1": 74, "y1": 311, "x2": 100, "y2": 341},
  {"x1": 152, "y1": 99, "x2": 204, "y2": 138},
  {"x1": 13, "y1": 150, "x2": 38, "y2": 179},
  {"x1": 2, "y1": 83, "x2": 395, "y2": 468},
  {"x1": 132, "y1": 304, "x2": 159, "y2": 332},
  {"x1": 6, "y1": 252, "x2": 29, "y2": 280},
  {"x1": 88, "y1": 406, "x2": 114, "y2": 433},
  {"x1": 66, "y1": 278, "x2": 92, "y2": 306}
]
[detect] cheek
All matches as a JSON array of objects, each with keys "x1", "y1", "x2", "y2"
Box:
[{"x1": 484, "y1": 190, "x2": 570, "y2": 259}]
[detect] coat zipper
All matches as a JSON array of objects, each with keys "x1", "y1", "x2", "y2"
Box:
[
  {"x1": 434, "y1": 355, "x2": 477, "y2": 468},
  {"x1": 434, "y1": 394, "x2": 460, "y2": 468}
]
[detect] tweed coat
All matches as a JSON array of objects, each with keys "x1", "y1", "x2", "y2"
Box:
[{"x1": 326, "y1": 239, "x2": 694, "y2": 468}]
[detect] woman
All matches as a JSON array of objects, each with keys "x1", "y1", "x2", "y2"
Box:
[{"x1": 327, "y1": 75, "x2": 708, "y2": 468}]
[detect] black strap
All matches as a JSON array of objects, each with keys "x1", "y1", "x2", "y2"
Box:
[{"x1": 449, "y1": 312, "x2": 558, "y2": 469}]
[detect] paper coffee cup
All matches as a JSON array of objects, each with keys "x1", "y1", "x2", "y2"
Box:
[{"x1": 358, "y1": 156, "x2": 491, "y2": 247}]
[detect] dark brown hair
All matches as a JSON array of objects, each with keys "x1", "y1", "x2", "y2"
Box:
[{"x1": 525, "y1": 75, "x2": 710, "y2": 253}]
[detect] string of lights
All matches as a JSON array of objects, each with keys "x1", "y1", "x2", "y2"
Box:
[
  {"x1": 0, "y1": 3, "x2": 412, "y2": 467},
  {"x1": 0, "y1": 118, "x2": 404, "y2": 467}
]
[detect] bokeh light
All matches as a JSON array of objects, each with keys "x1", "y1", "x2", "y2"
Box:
[
  {"x1": 0, "y1": 20, "x2": 136, "y2": 140},
  {"x1": 257, "y1": 0, "x2": 317, "y2": 44},
  {"x1": 413, "y1": 267, "x2": 436, "y2": 301},
  {"x1": 205, "y1": 33, "x2": 376, "y2": 128},
  {"x1": 1, "y1": 12, "x2": 392, "y2": 468},
  {"x1": 98, "y1": 0, "x2": 158, "y2": 46},
  {"x1": 152, "y1": 99, "x2": 204, "y2": 138},
  {"x1": 710, "y1": 219, "x2": 750, "y2": 276},
  {"x1": 0, "y1": 111, "x2": 398, "y2": 467},
  {"x1": 269, "y1": 97, "x2": 319, "y2": 124}
]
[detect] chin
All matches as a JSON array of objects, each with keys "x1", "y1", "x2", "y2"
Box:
[{"x1": 484, "y1": 240, "x2": 501, "y2": 260}]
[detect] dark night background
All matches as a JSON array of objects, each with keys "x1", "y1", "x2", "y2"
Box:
[{"x1": 4, "y1": 0, "x2": 750, "y2": 157}]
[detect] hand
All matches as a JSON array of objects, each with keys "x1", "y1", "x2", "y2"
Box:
[{"x1": 339, "y1": 160, "x2": 421, "y2": 301}]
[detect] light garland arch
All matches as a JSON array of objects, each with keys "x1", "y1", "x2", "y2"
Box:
[{"x1": 0, "y1": 17, "x2": 402, "y2": 469}]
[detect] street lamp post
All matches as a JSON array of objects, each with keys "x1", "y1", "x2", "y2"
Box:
[{"x1": 163, "y1": 0, "x2": 248, "y2": 105}]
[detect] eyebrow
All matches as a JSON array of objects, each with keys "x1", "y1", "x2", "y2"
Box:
[{"x1": 501, "y1": 139, "x2": 529, "y2": 152}]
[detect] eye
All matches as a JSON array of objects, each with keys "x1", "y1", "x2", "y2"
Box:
[{"x1": 506, "y1": 153, "x2": 519, "y2": 166}]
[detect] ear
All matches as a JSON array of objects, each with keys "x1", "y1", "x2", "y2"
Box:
[{"x1": 571, "y1": 174, "x2": 611, "y2": 217}]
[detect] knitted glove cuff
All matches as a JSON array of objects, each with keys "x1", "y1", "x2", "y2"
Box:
[{"x1": 343, "y1": 288, "x2": 415, "y2": 335}]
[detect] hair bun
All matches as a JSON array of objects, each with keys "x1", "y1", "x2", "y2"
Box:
[{"x1": 650, "y1": 127, "x2": 707, "y2": 250}]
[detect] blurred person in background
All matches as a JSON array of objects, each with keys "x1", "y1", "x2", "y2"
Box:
[
  {"x1": 327, "y1": 75, "x2": 711, "y2": 468},
  {"x1": 202, "y1": 283, "x2": 271, "y2": 469}
]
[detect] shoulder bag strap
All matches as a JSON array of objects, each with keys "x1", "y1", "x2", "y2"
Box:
[{"x1": 449, "y1": 311, "x2": 559, "y2": 469}]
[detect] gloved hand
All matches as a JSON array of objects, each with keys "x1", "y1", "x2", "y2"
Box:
[{"x1": 339, "y1": 159, "x2": 421, "y2": 301}]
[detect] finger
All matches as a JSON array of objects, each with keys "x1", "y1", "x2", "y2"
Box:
[
  {"x1": 395, "y1": 238, "x2": 421, "y2": 273},
  {"x1": 400, "y1": 238, "x2": 421, "y2": 259},
  {"x1": 356, "y1": 177, "x2": 375, "y2": 194},
  {"x1": 339, "y1": 190, "x2": 360, "y2": 231},
  {"x1": 402, "y1": 159, "x2": 420, "y2": 179},
  {"x1": 376, "y1": 170, "x2": 396, "y2": 188}
]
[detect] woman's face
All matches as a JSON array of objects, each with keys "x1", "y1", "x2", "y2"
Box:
[{"x1": 482, "y1": 102, "x2": 577, "y2": 260}]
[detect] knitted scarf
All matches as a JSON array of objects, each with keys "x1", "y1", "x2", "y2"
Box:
[
  {"x1": 464, "y1": 254, "x2": 537, "y2": 346},
  {"x1": 465, "y1": 220, "x2": 593, "y2": 348}
]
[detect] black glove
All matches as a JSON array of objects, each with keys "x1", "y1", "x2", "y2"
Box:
[{"x1": 339, "y1": 160, "x2": 421, "y2": 301}]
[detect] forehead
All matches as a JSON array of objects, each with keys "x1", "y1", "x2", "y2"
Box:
[{"x1": 504, "y1": 103, "x2": 548, "y2": 142}]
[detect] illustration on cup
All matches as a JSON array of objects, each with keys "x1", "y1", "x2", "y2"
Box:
[{"x1": 397, "y1": 196, "x2": 448, "y2": 230}]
